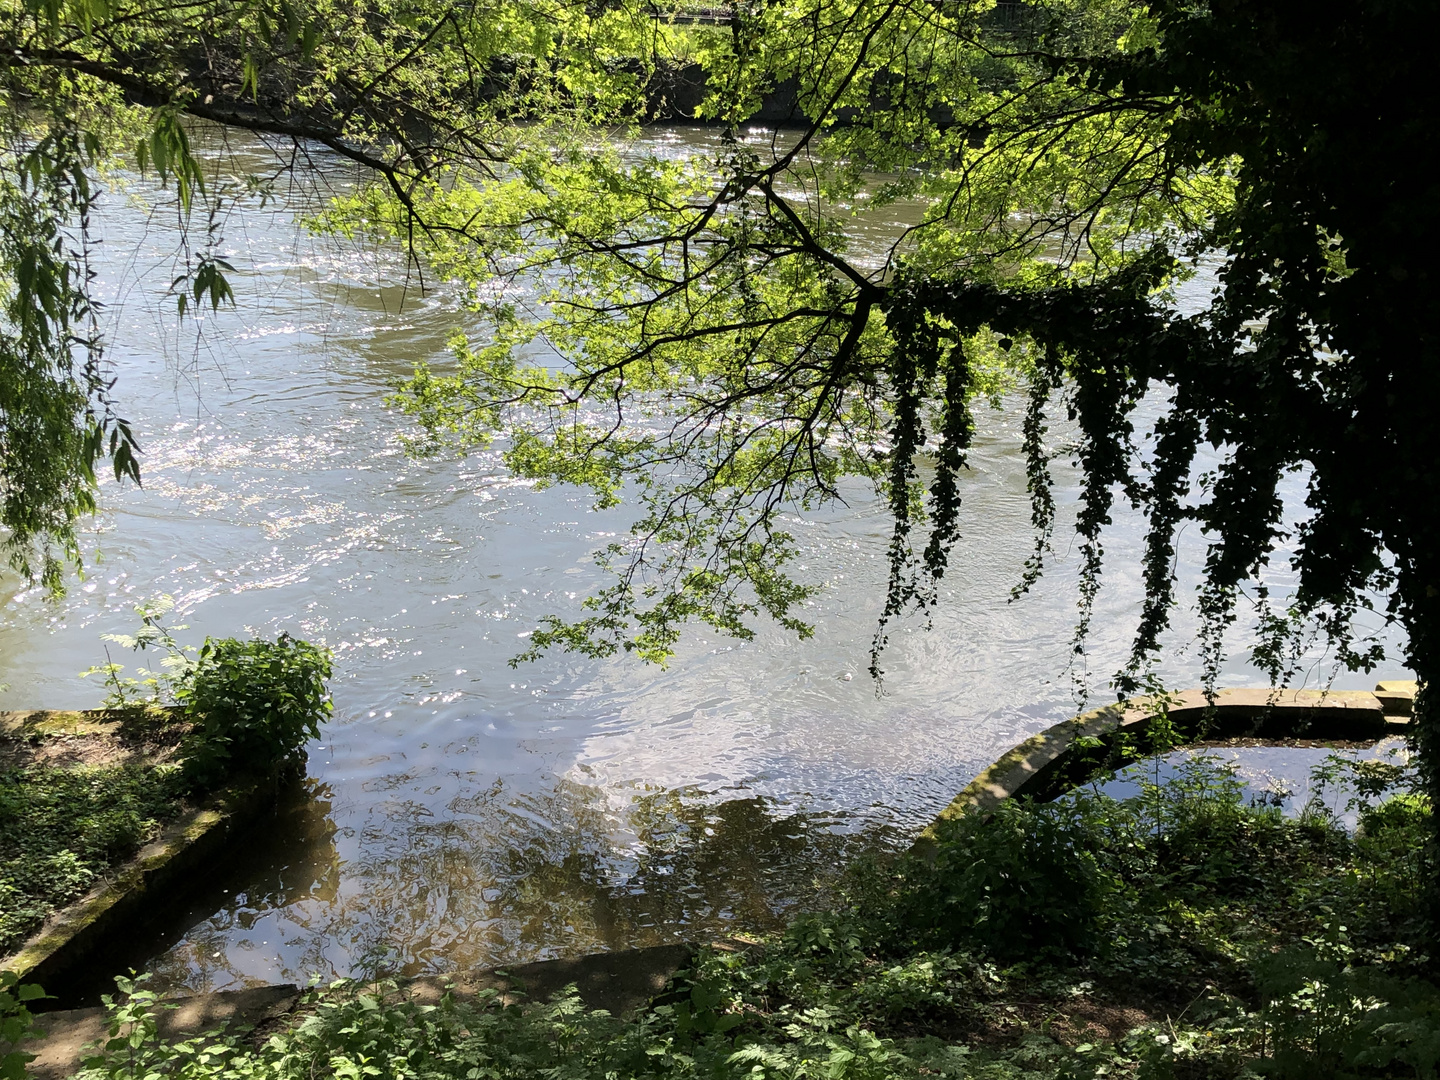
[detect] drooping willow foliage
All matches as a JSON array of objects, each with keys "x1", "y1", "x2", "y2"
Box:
[
  {"x1": 863, "y1": 0, "x2": 1436, "y2": 711},
  {"x1": 0, "y1": 116, "x2": 138, "y2": 591},
  {"x1": 1, "y1": 0, "x2": 664, "y2": 587}
]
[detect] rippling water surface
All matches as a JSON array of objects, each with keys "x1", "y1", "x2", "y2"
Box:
[{"x1": 0, "y1": 128, "x2": 1411, "y2": 993}]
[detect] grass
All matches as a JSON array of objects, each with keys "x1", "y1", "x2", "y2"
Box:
[{"x1": 11, "y1": 754, "x2": 1440, "y2": 1080}]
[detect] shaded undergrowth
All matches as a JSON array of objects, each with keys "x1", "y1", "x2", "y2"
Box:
[{"x1": 0, "y1": 759, "x2": 189, "y2": 954}]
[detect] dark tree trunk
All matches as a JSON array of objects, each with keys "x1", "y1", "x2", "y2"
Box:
[{"x1": 1403, "y1": 567, "x2": 1440, "y2": 957}]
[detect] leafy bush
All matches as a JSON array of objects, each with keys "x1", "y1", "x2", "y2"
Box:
[
  {"x1": 1152, "y1": 776, "x2": 1310, "y2": 899},
  {"x1": 176, "y1": 633, "x2": 332, "y2": 783},
  {"x1": 888, "y1": 795, "x2": 1128, "y2": 962},
  {"x1": 79, "y1": 599, "x2": 333, "y2": 781},
  {"x1": 1, "y1": 972, "x2": 43, "y2": 1080},
  {"x1": 1361, "y1": 792, "x2": 1431, "y2": 838},
  {"x1": 1249, "y1": 937, "x2": 1440, "y2": 1080}
]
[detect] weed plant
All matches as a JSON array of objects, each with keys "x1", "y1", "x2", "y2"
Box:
[{"x1": 9, "y1": 755, "x2": 1438, "y2": 1079}]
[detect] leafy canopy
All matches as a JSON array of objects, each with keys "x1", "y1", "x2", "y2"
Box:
[
  {"x1": 5, "y1": 0, "x2": 1435, "y2": 717},
  {"x1": 340, "y1": 0, "x2": 1435, "y2": 716},
  {"x1": 337, "y1": 0, "x2": 1214, "y2": 675},
  {"x1": 1, "y1": 0, "x2": 682, "y2": 588}
]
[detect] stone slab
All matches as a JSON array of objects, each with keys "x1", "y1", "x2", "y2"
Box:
[
  {"x1": 1376, "y1": 680, "x2": 1419, "y2": 696},
  {"x1": 1375, "y1": 680, "x2": 1419, "y2": 717},
  {"x1": 410, "y1": 943, "x2": 697, "y2": 1017}
]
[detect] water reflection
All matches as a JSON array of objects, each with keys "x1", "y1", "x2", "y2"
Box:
[{"x1": 146, "y1": 779, "x2": 897, "y2": 994}]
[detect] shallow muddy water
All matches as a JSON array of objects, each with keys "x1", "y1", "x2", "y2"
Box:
[{"x1": 0, "y1": 127, "x2": 1410, "y2": 993}]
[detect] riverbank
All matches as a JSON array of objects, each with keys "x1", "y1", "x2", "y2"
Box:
[
  {"x1": 0, "y1": 710, "x2": 194, "y2": 959},
  {"x1": 10, "y1": 745, "x2": 1432, "y2": 1079},
  {"x1": 2, "y1": 632, "x2": 330, "y2": 996},
  {"x1": 6, "y1": 682, "x2": 1433, "y2": 1079},
  {"x1": 0, "y1": 708, "x2": 304, "y2": 998}
]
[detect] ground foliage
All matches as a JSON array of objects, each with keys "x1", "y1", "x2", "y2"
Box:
[
  {"x1": 0, "y1": 758, "x2": 187, "y2": 953},
  {"x1": 13, "y1": 756, "x2": 1437, "y2": 1079}
]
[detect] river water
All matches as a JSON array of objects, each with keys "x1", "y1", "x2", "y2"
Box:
[{"x1": 0, "y1": 127, "x2": 1411, "y2": 992}]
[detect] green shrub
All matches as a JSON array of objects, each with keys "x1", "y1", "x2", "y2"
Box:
[
  {"x1": 1360, "y1": 792, "x2": 1431, "y2": 838},
  {"x1": 893, "y1": 797, "x2": 1125, "y2": 962},
  {"x1": 1, "y1": 972, "x2": 43, "y2": 1080},
  {"x1": 79, "y1": 602, "x2": 333, "y2": 783},
  {"x1": 1153, "y1": 784, "x2": 1294, "y2": 897},
  {"x1": 176, "y1": 633, "x2": 332, "y2": 783}
]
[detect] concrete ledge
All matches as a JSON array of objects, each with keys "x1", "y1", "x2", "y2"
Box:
[
  {"x1": 2, "y1": 710, "x2": 299, "y2": 996},
  {"x1": 409, "y1": 943, "x2": 699, "y2": 1018},
  {"x1": 915, "y1": 682, "x2": 1417, "y2": 849}
]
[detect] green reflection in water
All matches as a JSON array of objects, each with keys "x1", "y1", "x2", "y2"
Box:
[{"x1": 147, "y1": 779, "x2": 901, "y2": 993}]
